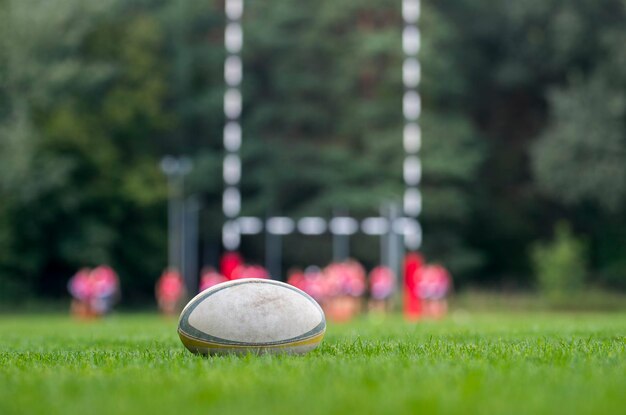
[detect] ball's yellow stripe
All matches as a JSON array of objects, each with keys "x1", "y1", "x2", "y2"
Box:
[{"x1": 179, "y1": 330, "x2": 325, "y2": 350}]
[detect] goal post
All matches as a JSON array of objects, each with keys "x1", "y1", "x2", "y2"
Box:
[{"x1": 221, "y1": 0, "x2": 423, "y2": 278}]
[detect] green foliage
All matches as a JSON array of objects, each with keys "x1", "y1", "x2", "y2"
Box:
[
  {"x1": 1, "y1": 0, "x2": 626, "y2": 299},
  {"x1": 0, "y1": 314, "x2": 625, "y2": 415},
  {"x1": 0, "y1": 0, "x2": 169, "y2": 299},
  {"x1": 531, "y1": 222, "x2": 587, "y2": 299},
  {"x1": 532, "y1": 78, "x2": 626, "y2": 212},
  {"x1": 437, "y1": 0, "x2": 626, "y2": 285}
]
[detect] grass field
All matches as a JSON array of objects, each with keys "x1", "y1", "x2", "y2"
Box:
[{"x1": 0, "y1": 312, "x2": 624, "y2": 415}]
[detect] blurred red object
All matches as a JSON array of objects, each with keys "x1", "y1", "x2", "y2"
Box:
[
  {"x1": 288, "y1": 266, "x2": 326, "y2": 302},
  {"x1": 403, "y1": 252, "x2": 424, "y2": 321},
  {"x1": 287, "y1": 268, "x2": 306, "y2": 290},
  {"x1": 220, "y1": 252, "x2": 243, "y2": 280}
]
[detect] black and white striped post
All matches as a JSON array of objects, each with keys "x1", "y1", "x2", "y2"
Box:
[
  {"x1": 222, "y1": 0, "x2": 244, "y2": 251},
  {"x1": 220, "y1": 1, "x2": 423, "y2": 278},
  {"x1": 402, "y1": 0, "x2": 422, "y2": 251}
]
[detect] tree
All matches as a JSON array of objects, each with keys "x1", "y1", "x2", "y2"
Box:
[
  {"x1": 0, "y1": 0, "x2": 171, "y2": 300},
  {"x1": 530, "y1": 18, "x2": 626, "y2": 288}
]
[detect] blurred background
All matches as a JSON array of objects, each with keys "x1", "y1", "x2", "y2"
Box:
[{"x1": 1, "y1": 0, "x2": 625, "y2": 308}]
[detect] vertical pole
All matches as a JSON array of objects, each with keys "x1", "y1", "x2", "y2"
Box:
[
  {"x1": 166, "y1": 175, "x2": 177, "y2": 271},
  {"x1": 176, "y1": 0, "x2": 189, "y2": 145},
  {"x1": 265, "y1": 228, "x2": 282, "y2": 281},
  {"x1": 387, "y1": 202, "x2": 403, "y2": 294},
  {"x1": 402, "y1": 0, "x2": 422, "y2": 250},
  {"x1": 173, "y1": 174, "x2": 184, "y2": 274},
  {"x1": 332, "y1": 208, "x2": 350, "y2": 261},
  {"x1": 332, "y1": 234, "x2": 342, "y2": 262},
  {"x1": 179, "y1": 178, "x2": 186, "y2": 282},
  {"x1": 223, "y1": 0, "x2": 244, "y2": 251},
  {"x1": 184, "y1": 196, "x2": 200, "y2": 296},
  {"x1": 380, "y1": 204, "x2": 389, "y2": 268}
]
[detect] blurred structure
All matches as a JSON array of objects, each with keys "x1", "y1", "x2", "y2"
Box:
[{"x1": 401, "y1": 0, "x2": 423, "y2": 242}]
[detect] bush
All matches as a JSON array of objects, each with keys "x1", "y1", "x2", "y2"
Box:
[{"x1": 531, "y1": 222, "x2": 587, "y2": 300}]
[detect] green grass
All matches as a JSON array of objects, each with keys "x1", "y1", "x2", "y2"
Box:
[{"x1": 0, "y1": 313, "x2": 624, "y2": 415}]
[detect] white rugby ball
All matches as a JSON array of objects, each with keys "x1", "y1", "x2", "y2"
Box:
[{"x1": 178, "y1": 278, "x2": 326, "y2": 355}]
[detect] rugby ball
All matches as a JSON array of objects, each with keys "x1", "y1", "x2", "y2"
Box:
[{"x1": 178, "y1": 278, "x2": 326, "y2": 355}]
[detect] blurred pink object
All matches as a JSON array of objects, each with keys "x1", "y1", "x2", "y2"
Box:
[
  {"x1": 68, "y1": 268, "x2": 93, "y2": 301},
  {"x1": 199, "y1": 267, "x2": 227, "y2": 291},
  {"x1": 344, "y1": 260, "x2": 366, "y2": 297},
  {"x1": 369, "y1": 266, "x2": 395, "y2": 300},
  {"x1": 91, "y1": 265, "x2": 119, "y2": 299},
  {"x1": 156, "y1": 269, "x2": 185, "y2": 302},
  {"x1": 230, "y1": 264, "x2": 269, "y2": 280},
  {"x1": 89, "y1": 265, "x2": 120, "y2": 315},
  {"x1": 68, "y1": 265, "x2": 120, "y2": 318},
  {"x1": 287, "y1": 269, "x2": 306, "y2": 291},
  {"x1": 156, "y1": 268, "x2": 186, "y2": 316},
  {"x1": 418, "y1": 265, "x2": 451, "y2": 300},
  {"x1": 302, "y1": 267, "x2": 326, "y2": 302},
  {"x1": 325, "y1": 260, "x2": 366, "y2": 297},
  {"x1": 417, "y1": 264, "x2": 452, "y2": 319},
  {"x1": 248, "y1": 265, "x2": 269, "y2": 279},
  {"x1": 288, "y1": 267, "x2": 326, "y2": 302},
  {"x1": 322, "y1": 260, "x2": 365, "y2": 322}
]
